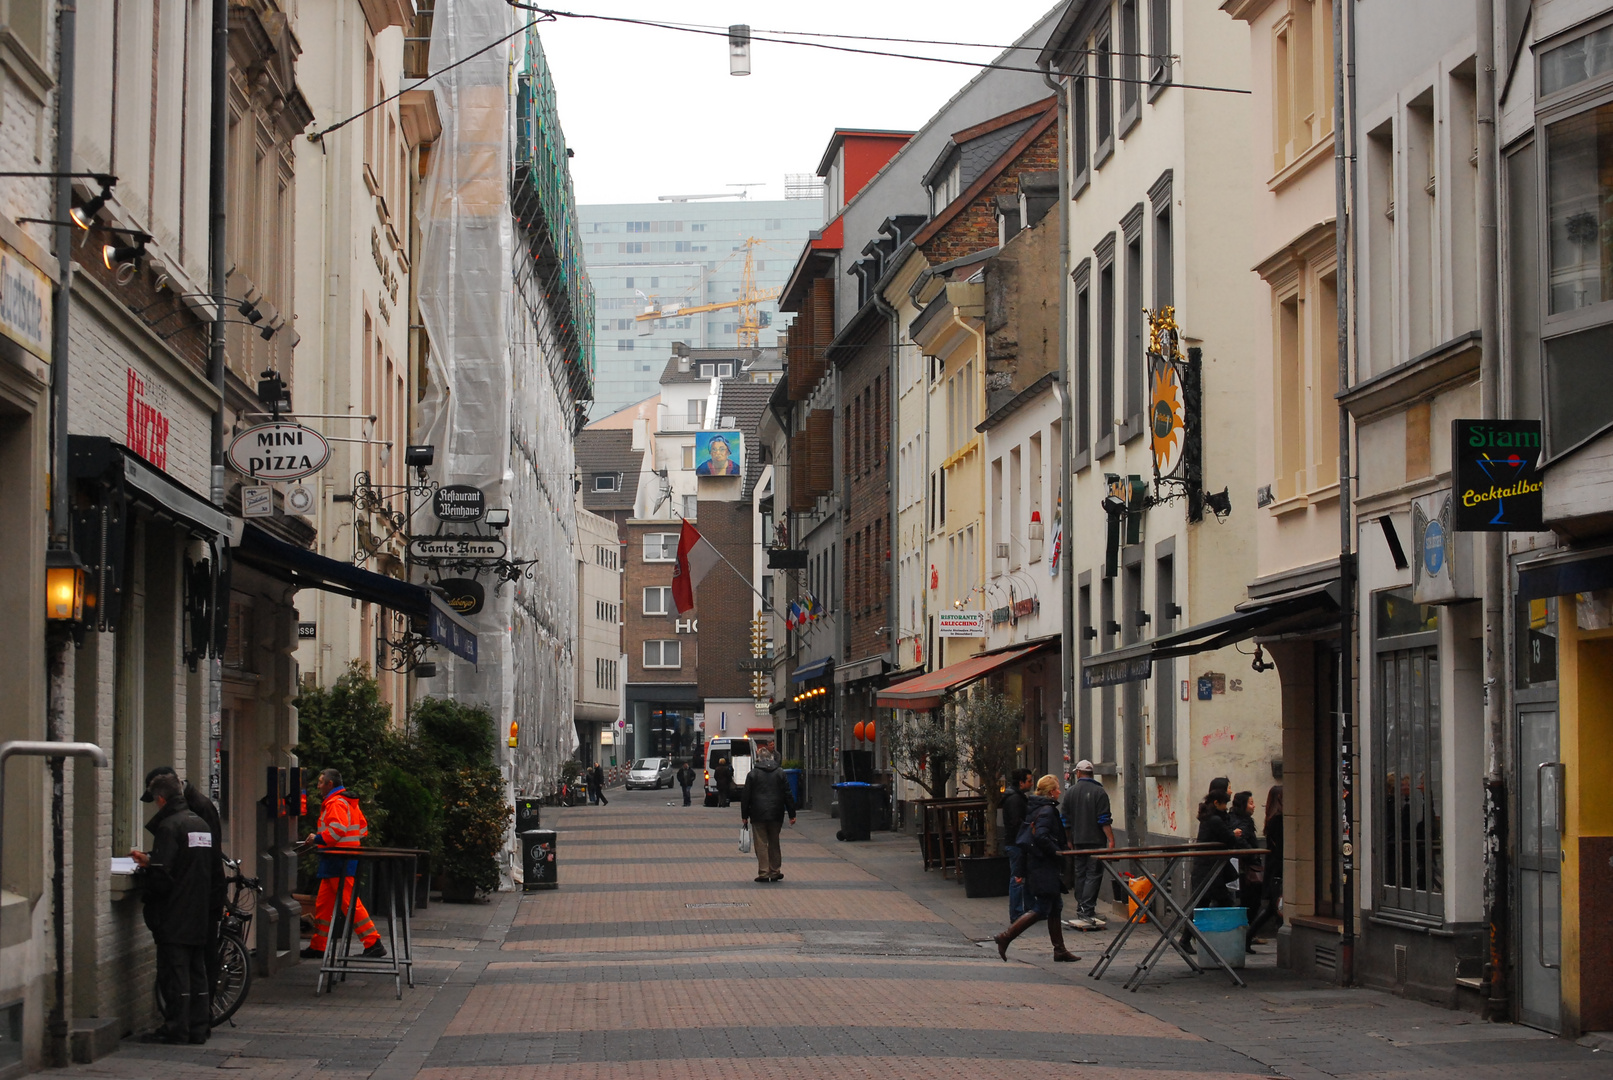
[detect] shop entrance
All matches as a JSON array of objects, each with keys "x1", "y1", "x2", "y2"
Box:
[{"x1": 1517, "y1": 702, "x2": 1561, "y2": 1033}]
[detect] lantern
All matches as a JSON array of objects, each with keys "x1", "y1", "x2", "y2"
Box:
[
  {"x1": 508, "y1": 721, "x2": 519, "y2": 748},
  {"x1": 853, "y1": 722, "x2": 865, "y2": 742},
  {"x1": 45, "y1": 548, "x2": 86, "y2": 624},
  {"x1": 865, "y1": 721, "x2": 875, "y2": 742}
]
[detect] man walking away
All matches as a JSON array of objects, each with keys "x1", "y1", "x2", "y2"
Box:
[
  {"x1": 1001, "y1": 769, "x2": 1034, "y2": 922},
  {"x1": 1059, "y1": 760, "x2": 1114, "y2": 931},
  {"x1": 592, "y1": 762, "x2": 610, "y2": 806},
  {"x1": 141, "y1": 766, "x2": 224, "y2": 1007},
  {"x1": 301, "y1": 769, "x2": 386, "y2": 960},
  {"x1": 740, "y1": 751, "x2": 796, "y2": 882},
  {"x1": 714, "y1": 756, "x2": 735, "y2": 808},
  {"x1": 677, "y1": 760, "x2": 696, "y2": 806},
  {"x1": 131, "y1": 772, "x2": 218, "y2": 1044}
]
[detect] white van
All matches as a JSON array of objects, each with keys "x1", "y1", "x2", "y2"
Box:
[{"x1": 703, "y1": 737, "x2": 753, "y2": 806}]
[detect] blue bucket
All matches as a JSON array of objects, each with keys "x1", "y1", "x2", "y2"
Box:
[{"x1": 1193, "y1": 907, "x2": 1249, "y2": 933}]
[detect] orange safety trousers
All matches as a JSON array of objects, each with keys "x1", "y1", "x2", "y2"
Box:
[{"x1": 310, "y1": 875, "x2": 380, "y2": 951}]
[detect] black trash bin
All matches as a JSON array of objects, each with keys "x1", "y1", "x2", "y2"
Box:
[
  {"x1": 521, "y1": 828, "x2": 557, "y2": 891},
  {"x1": 516, "y1": 798, "x2": 541, "y2": 832},
  {"x1": 833, "y1": 782, "x2": 873, "y2": 842}
]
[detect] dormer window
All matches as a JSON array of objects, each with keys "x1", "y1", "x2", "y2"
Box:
[
  {"x1": 926, "y1": 151, "x2": 962, "y2": 216},
  {"x1": 593, "y1": 474, "x2": 621, "y2": 492}
]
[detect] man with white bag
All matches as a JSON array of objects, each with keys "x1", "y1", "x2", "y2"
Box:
[{"x1": 740, "y1": 750, "x2": 796, "y2": 882}]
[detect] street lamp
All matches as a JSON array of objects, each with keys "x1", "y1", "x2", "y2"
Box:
[{"x1": 44, "y1": 548, "x2": 86, "y2": 625}]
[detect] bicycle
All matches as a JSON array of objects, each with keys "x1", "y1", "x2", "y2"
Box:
[{"x1": 154, "y1": 855, "x2": 259, "y2": 1027}]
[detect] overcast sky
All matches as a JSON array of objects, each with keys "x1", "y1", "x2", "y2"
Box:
[{"x1": 535, "y1": 2, "x2": 1062, "y2": 206}]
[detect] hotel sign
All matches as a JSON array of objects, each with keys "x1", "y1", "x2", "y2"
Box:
[
  {"x1": 0, "y1": 240, "x2": 50, "y2": 361},
  {"x1": 1452, "y1": 419, "x2": 1542, "y2": 531}
]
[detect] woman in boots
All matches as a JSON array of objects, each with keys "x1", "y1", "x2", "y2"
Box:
[{"x1": 994, "y1": 775, "x2": 1079, "y2": 963}]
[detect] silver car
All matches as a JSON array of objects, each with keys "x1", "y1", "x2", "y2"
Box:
[{"x1": 625, "y1": 756, "x2": 675, "y2": 789}]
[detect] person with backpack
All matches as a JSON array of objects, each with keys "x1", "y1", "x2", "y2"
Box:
[{"x1": 993, "y1": 775, "x2": 1079, "y2": 963}]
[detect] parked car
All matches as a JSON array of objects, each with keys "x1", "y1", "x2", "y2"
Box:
[{"x1": 625, "y1": 757, "x2": 675, "y2": 789}]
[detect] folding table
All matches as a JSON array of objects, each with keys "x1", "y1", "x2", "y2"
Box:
[{"x1": 313, "y1": 846, "x2": 418, "y2": 999}]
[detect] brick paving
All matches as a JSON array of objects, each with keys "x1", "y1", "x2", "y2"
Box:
[{"x1": 50, "y1": 792, "x2": 1612, "y2": 1080}]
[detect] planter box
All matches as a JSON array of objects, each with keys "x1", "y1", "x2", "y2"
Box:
[{"x1": 960, "y1": 854, "x2": 1010, "y2": 898}]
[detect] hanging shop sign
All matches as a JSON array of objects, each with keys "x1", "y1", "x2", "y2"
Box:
[
  {"x1": 408, "y1": 536, "x2": 506, "y2": 561},
  {"x1": 937, "y1": 611, "x2": 988, "y2": 638},
  {"x1": 0, "y1": 239, "x2": 51, "y2": 361},
  {"x1": 1012, "y1": 597, "x2": 1039, "y2": 620},
  {"x1": 1412, "y1": 490, "x2": 1475, "y2": 604},
  {"x1": 1452, "y1": 419, "x2": 1543, "y2": 531},
  {"x1": 227, "y1": 422, "x2": 330, "y2": 482},
  {"x1": 1082, "y1": 653, "x2": 1151, "y2": 689},
  {"x1": 435, "y1": 577, "x2": 486, "y2": 616},
  {"x1": 433, "y1": 484, "x2": 486, "y2": 523},
  {"x1": 1148, "y1": 355, "x2": 1187, "y2": 478}
]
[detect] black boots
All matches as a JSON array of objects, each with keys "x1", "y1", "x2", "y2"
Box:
[{"x1": 995, "y1": 912, "x2": 1043, "y2": 960}]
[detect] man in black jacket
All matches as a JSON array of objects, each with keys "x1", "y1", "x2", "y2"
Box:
[
  {"x1": 131, "y1": 772, "x2": 219, "y2": 1044},
  {"x1": 1059, "y1": 759, "x2": 1115, "y2": 931},
  {"x1": 1001, "y1": 769, "x2": 1034, "y2": 921},
  {"x1": 740, "y1": 752, "x2": 796, "y2": 882},
  {"x1": 676, "y1": 760, "x2": 696, "y2": 806},
  {"x1": 142, "y1": 766, "x2": 224, "y2": 995}
]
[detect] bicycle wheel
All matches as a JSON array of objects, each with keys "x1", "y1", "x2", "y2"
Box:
[{"x1": 211, "y1": 935, "x2": 252, "y2": 1026}]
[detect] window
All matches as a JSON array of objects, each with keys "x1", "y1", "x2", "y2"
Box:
[
  {"x1": 688, "y1": 399, "x2": 707, "y2": 425},
  {"x1": 1151, "y1": 171, "x2": 1174, "y2": 310},
  {"x1": 1073, "y1": 260, "x2": 1092, "y2": 465},
  {"x1": 1122, "y1": 209, "x2": 1145, "y2": 440},
  {"x1": 593, "y1": 474, "x2": 620, "y2": 492},
  {"x1": 1373, "y1": 586, "x2": 1442, "y2": 916},
  {"x1": 595, "y1": 601, "x2": 618, "y2": 623},
  {"x1": 617, "y1": 340, "x2": 635, "y2": 351},
  {"x1": 644, "y1": 640, "x2": 682, "y2": 668},
  {"x1": 761, "y1": 574, "x2": 775, "y2": 612},
  {"x1": 682, "y1": 445, "x2": 696, "y2": 470},
  {"x1": 691, "y1": 223, "x2": 706, "y2": 232},
  {"x1": 1097, "y1": 236, "x2": 1117, "y2": 456},
  {"x1": 1542, "y1": 25, "x2": 1613, "y2": 95},
  {"x1": 642, "y1": 533, "x2": 677, "y2": 561},
  {"x1": 718, "y1": 362, "x2": 734, "y2": 377},
  {"x1": 699, "y1": 363, "x2": 714, "y2": 378},
  {"x1": 644, "y1": 586, "x2": 672, "y2": 616},
  {"x1": 1071, "y1": 66, "x2": 1091, "y2": 194},
  {"x1": 1153, "y1": 552, "x2": 1175, "y2": 761},
  {"x1": 766, "y1": 218, "x2": 782, "y2": 230},
  {"x1": 682, "y1": 494, "x2": 698, "y2": 520},
  {"x1": 596, "y1": 657, "x2": 618, "y2": 690},
  {"x1": 1149, "y1": 0, "x2": 1171, "y2": 94},
  {"x1": 1271, "y1": 0, "x2": 1332, "y2": 173},
  {"x1": 1095, "y1": 29, "x2": 1114, "y2": 163},
  {"x1": 1119, "y1": 0, "x2": 1141, "y2": 133},
  {"x1": 1078, "y1": 576, "x2": 1092, "y2": 760}
]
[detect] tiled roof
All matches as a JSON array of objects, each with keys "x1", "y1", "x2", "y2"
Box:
[{"x1": 575, "y1": 428, "x2": 642, "y2": 512}]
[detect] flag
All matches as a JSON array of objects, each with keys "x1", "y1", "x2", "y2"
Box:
[
  {"x1": 670, "y1": 520, "x2": 720, "y2": 615},
  {"x1": 785, "y1": 602, "x2": 798, "y2": 630}
]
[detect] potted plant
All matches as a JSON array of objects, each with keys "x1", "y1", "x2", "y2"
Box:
[
  {"x1": 954, "y1": 692, "x2": 1024, "y2": 898},
  {"x1": 438, "y1": 764, "x2": 513, "y2": 902}
]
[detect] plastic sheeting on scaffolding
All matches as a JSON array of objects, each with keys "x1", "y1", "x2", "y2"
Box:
[{"x1": 416, "y1": 0, "x2": 580, "y2": 802}]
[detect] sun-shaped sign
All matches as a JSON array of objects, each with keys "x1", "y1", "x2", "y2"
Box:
[{"x1": 1149, "y1": 360, "x2": 1186, "y2": 478}]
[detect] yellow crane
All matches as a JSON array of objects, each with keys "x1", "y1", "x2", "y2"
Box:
[{"x1": 634, "y1": 236, "x2": 780, "y2": 349}]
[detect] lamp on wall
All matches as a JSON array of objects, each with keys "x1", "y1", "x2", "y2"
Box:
[
  {"x1": 44, "y1": 548, "x2": 86, "y2": 625},
  {"x1": 69, "y1": 174, "x2": 117, "y2": 229}
]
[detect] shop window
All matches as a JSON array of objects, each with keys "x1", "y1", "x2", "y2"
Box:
[
  {"x1": 1516, "y1": 596, "x2": 1559, "y2": 689},
  {"x1": 1372, "y1": 586, "x2": 1443, "y2": 917}
]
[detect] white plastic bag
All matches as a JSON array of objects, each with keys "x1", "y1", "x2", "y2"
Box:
[{"x1": 739, "y1": 823, "x2": 753, "y2": 854}]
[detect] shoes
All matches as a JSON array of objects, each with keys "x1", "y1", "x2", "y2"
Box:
[
  {"x1": 1053, "y1": 949, "x2": 1080, "y2": 962},
  {"x1": 299, "y1": 947, "x2": 322, "y2": 959},
  {"x1": 755, "y1": 874, "x2": 770, "y2": 882},
  {"x1": 1088, "y1": 916, "x2": 1108, "y2": 930},
  {"x1": 363, "y1": 942, "x2": 387, "y2": 958},
  {"x1": 769, "y1": 871, "x2": 783, "y2": 881}
]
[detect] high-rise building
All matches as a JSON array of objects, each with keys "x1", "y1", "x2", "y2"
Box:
[{"x1": 580, "y1": 198, "x2": 821, "y2": 417}]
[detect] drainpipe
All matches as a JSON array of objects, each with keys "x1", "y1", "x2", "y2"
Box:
[
  {"x1": 1474, "y1": 0, "x2": 1508, "y2": 1021},
  {"x1": 1042, "y1": 58, "x2": 1074, "y2": 779},
  {"x1": 872, "y1": 290, "x2": 899, "y2": 680},
  {"x1": 1333, "y1": 0, "x2": 1357, "y2": 986},
  {"x1": 208, "y1": 0, "x2": 228, "y2": 502}
]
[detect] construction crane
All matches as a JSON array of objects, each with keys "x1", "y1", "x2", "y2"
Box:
[{"x1": 634, "y1": 236, "x2": 780, "y2": 349}]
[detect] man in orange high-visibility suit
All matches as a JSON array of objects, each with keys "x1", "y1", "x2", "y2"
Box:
[{"x1": 300, "y1": 768, "x2": 385, "y2": 959}]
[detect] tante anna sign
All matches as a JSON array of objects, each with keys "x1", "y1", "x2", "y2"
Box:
[
  {"x1": 227, "y1": 422, "x2": 331, "y2": 482},
  {"x1": 1452, "y1": 419, "x2": 1543, "y2": 531}
]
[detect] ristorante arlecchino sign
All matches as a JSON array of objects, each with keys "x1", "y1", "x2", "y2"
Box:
[{"x1": 1451, "y1": 419, "x2": 1543, "y2": 531}]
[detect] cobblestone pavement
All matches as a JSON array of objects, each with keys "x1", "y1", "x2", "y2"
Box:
[{"x1": 51, "y1": 793, "x2": 1611, "y2": 1079}]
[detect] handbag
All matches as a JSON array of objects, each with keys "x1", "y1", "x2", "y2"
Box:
[{"x1": 739, "y1": 823, "x2": 753, "y2": 854}]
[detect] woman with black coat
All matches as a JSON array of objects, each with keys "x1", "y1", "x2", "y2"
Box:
[
  {"x1": 1248, "y1": 785, "x2": 1285, "y2": 947},
  {"x1": 993, "y1": 775, "x2": 1079, "y2": 963},
  {"x1": 1231, "y1": 790, "x2": 1262, "y2": 950}
]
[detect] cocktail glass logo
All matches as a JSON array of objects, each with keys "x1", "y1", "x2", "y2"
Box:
[{"x1": 1470, "y1": 448, "x2": 1535, "y2": 526}]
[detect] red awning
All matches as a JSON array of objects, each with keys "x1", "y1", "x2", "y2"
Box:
[{"x1": 875, "y1": 644, "x2": 1044, "y2": 710}]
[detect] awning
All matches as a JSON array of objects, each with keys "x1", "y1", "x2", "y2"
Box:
[
  {"x1": 834, "y1": 655, "x2": 888, "y2": 684},
  {"x1": 231, "y1": 523, "x2": 477, "y2": 663},
  {"x1": 876, "y1": 643, "x2": 1043, "y2": 710},
  {"x1": 1518, "y1": 544, "x2": 1613, "y2": 601},
  {"x1": 791, "y1": 656, "x2": 834, "y2": 684},
  {"x1": 69, "y1": 436, "x2": 232, "y2": 538}
]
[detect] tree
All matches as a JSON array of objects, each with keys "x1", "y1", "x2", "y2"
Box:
[
  {"x1": 955, "y1": 692, "x2": 1024, "y2": 856},
  {"x1": 293, "y1": 661, "x2": 399, "y2": 838},
  {"x1": 888, "y1": 709, "x2": 958, "y2": 799}
]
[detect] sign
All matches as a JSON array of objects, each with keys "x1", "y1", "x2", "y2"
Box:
[
  {"x1": 242, "y1": 485, "x2": 273, "y2": 517},
  {"x1": 1148, "y1": 354, "x2": 1187, "y2": 478},
  {"x1": 433, "y1": 484, "x2": 486, "y2": 523},
  {"x1": 285, "y1": 482, "x2": 316, "y2": 516},
  {"x1": 616, "y1": 719, "x2": 627, "y2": 730},
  {"x1": 126, "y1": 368, "x2": 171, "y2": 470},
  {"x1": 227, "y1": 422, "x2": 331, "y2": 482},
  {"x1": 1012, "y1": 597, "x2": 1039, "y2": 619},
  {"x1": 1197, "y1": 676, "x2": 1214, "y2": 700},
  {"x1": 1413, "y1": 490, "x2": 1473, "y2": 603},
  {"x1": 0, "y1": 240, "x2": 50, "y2": 361},
  {"x1": 409, "y1": 536, "x2": 506, "y2": 560},
  {"x1": 600, "y1": 731, "x2": 614, "y2": 745},
  {"x1": 297, "y1": 621, "x2": 317, "y2": 639},
  {"x1": 937, "y1": 611, "x2": 988, "y2": 637},
  {"x1": 1083, "y1": 653, "x2": 1151, "y2": 688},
  {"x1": 694, "y1": 431, "x2": 743, "y2": 478},
  {"x1": 737, "y1": 657, "x2": 771, "y2": 672},
  {"x1": 435, "y1": 577, "x2": 486, "y2": 616},
  {"x1": 1452, "y1": 419, "x2": 1543, "y2": 531},
  {"x1": 992, "y1": 606, "x2": 1012, "y2": 626},
  {"x1": 427, "y1": 604, "x2": 478, "y2": 663}
]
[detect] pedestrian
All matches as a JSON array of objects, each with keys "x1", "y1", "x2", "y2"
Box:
[
  {"x1": 1058, "y1": 759, "x2": 1115, "y2": 931},
  {"x1": 130, "y1": 772, "x2": 218, "y2": 1044},
  {"x1": 141, "y1": 766, "x2": 225, "y2": 1006},
  {"x1": 740, "y1": 750, "x2": 796, "y2": 882},
  {"x1": 300, "y1": 769, "x2": 386, "y2": 961},
  {"x1": 714, "y1": 756, "x2": 734, "y2": 808},
  {"x1": 1001, "y1": 768, "x2": 1034, "y2": 922},
  {"x1": 993, "y1": 775, "x2": 1079, "y2": 963},
  {"x1": 1230, "y1": 790, "x2": 1262, "y2": 951},
  {"x1": 1181, "y1": 783, "x2": 1239, "y2": 954},
  {"x1": 592, "y1": 762, "x2": 610, "y2": 806},
  {"x1": 677, "y1": 759, "x2": 696, "y2": 806},
  {"x1": 1247, "y1": 785, "x2": 1284, "y2": 948},
  {"x1": 585, "y1": 763, "x2": 599, "y2": 805}
]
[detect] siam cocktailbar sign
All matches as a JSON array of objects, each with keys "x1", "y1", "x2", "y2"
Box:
[{"x1": 1452, "y1": 419, "x2": 1543, "y2": 531}]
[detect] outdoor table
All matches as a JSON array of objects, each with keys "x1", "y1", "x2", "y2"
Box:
[
  {"x1": 312, "y1": 846, "x2": 419, "y2": 999},
  {"x1": 1072, "y1": 844, "x2": 1270, "y2": 991}
]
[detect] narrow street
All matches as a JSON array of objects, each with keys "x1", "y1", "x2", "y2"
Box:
[{"x1": 55, "y1": 793, "x2": 1608, "y2": 1080}]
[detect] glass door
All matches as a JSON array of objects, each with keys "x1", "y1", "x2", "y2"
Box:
[{"x1": 1517, "y1": 703, "x2": 1562, "y2": 1033}]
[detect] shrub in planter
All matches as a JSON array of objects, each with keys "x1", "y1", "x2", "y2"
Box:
[
  {"x1": 955, "y1": 691, "x2": 1024, "y2": 857},
  {"x1": 439, "y1": 764, "x2": 513, "y2": 900}
]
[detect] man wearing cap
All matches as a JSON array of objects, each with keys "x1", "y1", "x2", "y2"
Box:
[
  {"x1": 142, "y1": 767, "x2": 225, "y2": 1003},
  {"x1": 131, "y1": 772, "x2": 218, "y2": 1044},
  {"x1": 302, "y1": 768, "x2": 386, "y2": 960},
  {"x1": 1059, "y1": 760, "x2": 1114, "y2": 931}
]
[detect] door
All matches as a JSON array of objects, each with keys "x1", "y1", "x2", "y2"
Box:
[{"x1": 1517, "y1": 703, "x2": 1562, "y2": 1033}]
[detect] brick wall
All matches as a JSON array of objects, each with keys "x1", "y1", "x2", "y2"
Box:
[
  {"x1": 691, "y1": 500, "x2": 754, "y2": 701},
  {"x1": 839, "y1": 341, "x2": 892, "y2": 664},
  {"x1": 622, "y1": 520, "x2": 690, "y2": 685},
  {"x1": 919, "y1": 124, "x2": 1059, "y2": 267}
]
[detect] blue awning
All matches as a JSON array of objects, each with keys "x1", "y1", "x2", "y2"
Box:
[{"x1": 791, "y1": 656, "x2": 834, "y2": 684}]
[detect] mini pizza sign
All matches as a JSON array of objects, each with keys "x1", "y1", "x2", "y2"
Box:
[{"x1": 227, "y1": 422, "x2": 331, "y2": 482}]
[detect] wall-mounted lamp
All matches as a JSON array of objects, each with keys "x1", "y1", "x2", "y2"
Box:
[
  {"x1": 101, "y1": 229, "x2": 149, "y2": 284},
  {"x1": 1081, "y1": 626, "x2": 1098, "y2": 640},
  {"x1": 1104, "y1": 620, "x2": 1122, "y2": 636},
  {"x1": 45, "y1": 548, "x2": 87, "y2": 625},
  {"x1": 485, "y1": 508, "x2": 510, "y2": 529},
  {"x1": 405, "y1": 445, "x2": 435, "y2": 469},
  {"x1": 415, "y1": 661, "x2": 437, "y2": 679},
  {"x1": 1166, "y1": 602, "x2": 1182, "y2": 620},
  {"x1": 1135, "y1": 610, "x2": 1151, "y2": 627},
  {"x1": 69, "y1": 175, "x2": 117, "y2": 229}
]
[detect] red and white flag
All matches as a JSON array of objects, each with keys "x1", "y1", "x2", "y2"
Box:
[{"x1": 670, "y1": 520, "x2": 720, "y2": 615}]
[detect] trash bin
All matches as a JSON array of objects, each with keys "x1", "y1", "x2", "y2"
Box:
[
  {"x1": 783, "y1": 768, "x2": 803, "y2": 808},
  {"x1": 833, "y1": 782, "x2": 873, "y2": 842},
  {"x1": 516, "y1": 798, "x2": 541, "y2": 832},
  {"x1": 521, "y1": 828, "x2": 557, "y2": 891},
  {"x1": 1193, "y1": 906, "x2": 1247, "y2": 968}
]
